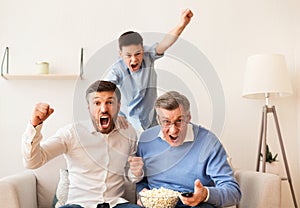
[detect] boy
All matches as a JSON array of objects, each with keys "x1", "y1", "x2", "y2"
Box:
[{"x1": 105, "y1": 9, "x2": 193, "y2": 132}]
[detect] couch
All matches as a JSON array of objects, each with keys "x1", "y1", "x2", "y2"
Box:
[{"x1": 0, "y1": 155, "x2": 281, "y2": 208}]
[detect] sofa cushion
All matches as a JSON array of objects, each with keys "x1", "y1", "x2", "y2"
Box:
[
  {"x1": 33, "y1": 156, "x2": 66, "y2": 208},
  {"x1": 235, "y1": 170, "x2": 281, "y2": 207},
  {"x1": 0, "y1": 171, "x2": 38, "y2": 208},
  {"x1": 52, "y1": 169, "x2": 69, "y2": 208}
]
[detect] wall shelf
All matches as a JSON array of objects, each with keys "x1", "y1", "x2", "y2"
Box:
[
  {"x1": 1, "y1": 74, "x2": 80, "y2": 80},
  {"x1": 1, "y1": 47, "x2": 84, "y2": 80}
]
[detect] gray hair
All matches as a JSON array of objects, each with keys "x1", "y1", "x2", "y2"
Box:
[{"x1": 155, "y1": 91, "x2": 190, "y2": 113}]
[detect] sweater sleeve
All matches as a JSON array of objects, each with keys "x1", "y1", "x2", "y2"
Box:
[
  {"x1": 135, "y1": 139, "x2": 150, "y2": 193},
  {"x1": 205, "y1": 141, "x2": 241, "y2": 207}
]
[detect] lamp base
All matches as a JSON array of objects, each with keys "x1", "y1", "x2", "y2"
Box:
[{"x1": 256, "y1": 105, "x2": 298, "y2": 208}]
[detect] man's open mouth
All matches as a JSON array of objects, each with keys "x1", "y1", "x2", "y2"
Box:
[
  {"x1": 99, "y1": 116, "x2": 110, "y2": 128},
  {"x1": 169, "y1": 135, "x2": 178, "y2": 141}
]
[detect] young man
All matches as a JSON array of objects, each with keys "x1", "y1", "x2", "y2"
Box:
[
  {"x1": 136, "y1": 91, "x2": 241, "y2": 208},
  {"x1": 22, "y1": 80, "x2": 143, "y2": 208},
  {"x1": 105, "y1": 9, "x2": 193, "y2": 132}
]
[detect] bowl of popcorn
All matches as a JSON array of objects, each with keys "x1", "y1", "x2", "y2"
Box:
[{"x1": 139, "y1": 187, "x2": 180, "y2": 208}]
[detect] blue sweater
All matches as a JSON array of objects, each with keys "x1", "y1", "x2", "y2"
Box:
[{"x1": 136, "y1": 124, "x2": 241, "y2": 207}]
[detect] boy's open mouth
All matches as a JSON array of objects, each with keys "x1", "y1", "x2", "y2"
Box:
[{"x1": 130, "y1": 63, "x2": 139, "y2": 70}]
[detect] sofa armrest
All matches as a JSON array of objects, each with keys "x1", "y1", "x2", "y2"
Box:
[
  {"x1": 0, "y1": 171, "x2": 37, "y2": 208},
  {"x1": 234, "y1": 170, "x2": 281, "y2": 208}
]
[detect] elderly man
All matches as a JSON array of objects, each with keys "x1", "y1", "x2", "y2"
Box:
[
  {"x1": 136, "y1": 91, "x2": 241, "y2": 208},
  {"x1": 22, "y1": 80, "x2": 143, "y2": 208}
]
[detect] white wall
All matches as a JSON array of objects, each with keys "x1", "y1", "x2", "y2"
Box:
[
  {"x1": 296, "y1": 1, "x2": 300, "y2": 206},
  {"x1": 0, "y1": 0, "x2": 299, "y2": 207}
]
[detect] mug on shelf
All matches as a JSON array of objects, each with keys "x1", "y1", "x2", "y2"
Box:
[{"x1": 36, "y1": 61, "x2": 49, "y2": 74}]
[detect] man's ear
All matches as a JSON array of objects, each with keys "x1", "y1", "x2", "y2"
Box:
[
  {"x1": 87, "y1": 103, "x2": 90, "y2": 112},
  {"x1": 119, "y1": 50, "x2": 123, "y2": 57},
  {"x1": 187, "y1": 113, "x2": 192, "y2": 123},
  {"x1": 156, "y1": 115, "x2": 160, "y2": 126},
  {"x1": 117, "y1": 102, "x2": 121, "y2": 113},
  {"x1": 86, "y1": 94, "x2": 91, "y2": 109}
]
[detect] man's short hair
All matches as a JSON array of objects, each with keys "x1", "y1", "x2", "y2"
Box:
[
  {"x1": 118, "y1": 31, "x2": 143, "y2": 50},
  {"x1": 85, "y1": 80, "x2": 121, "y2": 103},
  {"x1": 155, "y1": 91, "x2": 190, "y2": 113}
]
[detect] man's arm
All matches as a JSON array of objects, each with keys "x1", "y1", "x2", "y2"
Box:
[
  {"x1": 22, "y1": 103, "x2": 67, "y2": 169},
  {"x1": 125, "y1": 130, "x2": 144, "y2": 182},
  {"x1": 22, "y1": 103, "x2": 54, "y2": 168},
  {"x1": 204, "y1": 141, "x2": 241, "y2": 207},
  {"x1": 127, "y1": 155, "x2": 144, "y2": 183},
  {"x1": 156, "y1": 8, "x2": 193, "y2": 55}
]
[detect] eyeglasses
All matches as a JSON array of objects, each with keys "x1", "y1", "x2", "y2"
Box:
[{"x1": 158, "y1": 115, "x2": 189, "y2": 129}]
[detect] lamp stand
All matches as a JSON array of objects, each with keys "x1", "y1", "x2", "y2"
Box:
[{"x1": 256, "y1": 105, "x2": 298, "y2": 208}]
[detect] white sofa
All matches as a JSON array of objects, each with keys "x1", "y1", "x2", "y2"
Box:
[{"x1": 0, "y1": 156, "x2": 281, "y2": 208}]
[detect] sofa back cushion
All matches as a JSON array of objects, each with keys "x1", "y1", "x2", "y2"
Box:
[
  {"x1": 33, "y1": 156, "x2": 66, "y2": 208},
  {"x1": 235, "y1": 170, "x2": 281, "y2": 208}
]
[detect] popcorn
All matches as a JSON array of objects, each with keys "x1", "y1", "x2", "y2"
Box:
[{"x1": 139, "y1": 187, "x2": 180, "y2": 208}]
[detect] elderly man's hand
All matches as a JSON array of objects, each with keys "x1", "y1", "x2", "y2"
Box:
[
  {"x1": 31, "y1": 103, "x2": 54, "y2": 127},
  {"x1": 179, "y1": 179, "x2": 208, "y2": 206},
  {"x1": 137, "y1": 188, "x2": 149, "y2": 207}
]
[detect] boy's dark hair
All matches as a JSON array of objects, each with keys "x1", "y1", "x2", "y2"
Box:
[
  {"x1": 85, "y1": 80, "x2": 121, "y2": 103},
  {"x1": 118, "y1": 31, "x2": 143, "y2": 50}
]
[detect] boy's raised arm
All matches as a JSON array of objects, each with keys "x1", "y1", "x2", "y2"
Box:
[{"x1": 156, "y1": 8, "x2": 193, "y2": 55}]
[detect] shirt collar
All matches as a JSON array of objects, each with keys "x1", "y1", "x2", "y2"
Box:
[{"x1": 158, "y1": 123, "x2": 194, "y2": 143}]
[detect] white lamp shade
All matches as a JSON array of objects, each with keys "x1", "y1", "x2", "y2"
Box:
[{"x1": 242, "y1": 54, "x2": 293, "y2": 99}]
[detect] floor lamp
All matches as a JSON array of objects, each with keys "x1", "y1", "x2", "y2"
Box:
[{"x1": 242, "y1": 54, "x2": 298, "y2": 208}]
